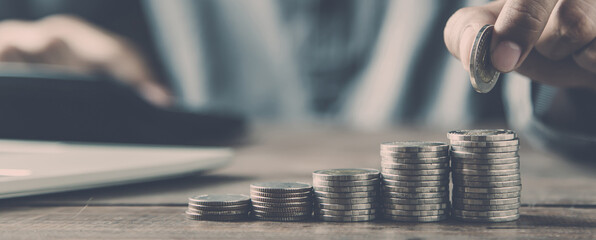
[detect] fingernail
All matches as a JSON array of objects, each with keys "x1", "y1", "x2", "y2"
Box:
[
  {"x1": 140, "y1": 84, "x2": 174, "y2": 108},
  {"x1": 492, "y1": 41, "x2": 521, "y2": 72}
]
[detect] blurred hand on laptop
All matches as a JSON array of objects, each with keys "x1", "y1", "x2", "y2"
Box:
[{"x1": 0, "y1": 15, "x2": 172, "y2": 107}]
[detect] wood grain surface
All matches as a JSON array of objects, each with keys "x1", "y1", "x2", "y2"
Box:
[
  {"x1": 1, "y1": 125, "x2": 595, "y2": 239},
  {"x1": 0, "y1": 206, "x2": 594, "y2": 239}
]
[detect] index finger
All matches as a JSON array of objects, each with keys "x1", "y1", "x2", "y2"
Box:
[
  {"x1": 491, "y1": 0, "x2": 558, "y2": 72},
  {"x1": 444, "y1": 1, "x2": 503, "y2": 71}
]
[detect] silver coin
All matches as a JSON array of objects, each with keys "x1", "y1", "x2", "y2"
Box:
[
  {"x1": 186, "y1": 209, "x2": 248, "y2": 216},
  {"x1": 469, "y1": 24, "x2": 500, "y2": 93},
  {"x1": 317, "y1": 214, "x2": 375, "y2": 222},
  {"x1": 452, "y1": 209, "x2": 519, "y2": 217},
  {"x1": 188, "y1": 194, "x2": 251, "y2": 206},
  {"x1": 383, "y1": 209, "x2": 446, "y2": 216},
  {"x1": 382, "y1": 173, "x2": 449, "y2": 181},
  {"x1": 316, "y1": 208, "x2": 376, "y2": 216},
  {"x1": 453, "y1": 179, "x2": 522, "y2": 188},
  {"x1": 452, "y1": 174, "x2": 521, "y2": 182},
  {"x1": 380, "y1": 141, "x2": 449, "y2": 152},
  {"x1": 380, "y1": 151, "x2": 448, "y2": 158},
  {"x1": 186, "y1": 211, "x2": 248, "y2": 221},
  {"x1": 250, "y1": 182, "x2": 312, "y2": 193},
  {"x1": 383, "y1": 191, "x2": 449, "y2": 199},
  {"x1": 250, "y1": 196, "x2": 311, "y2": 203},
  {"x1": 381, "y1": 156, "x2": 449, "y2": 164},
  {"x1": 313, "y1": 178, "x2": 379, "y2": 187},
  {"x1": 251, "y1": 205, "x2": 312, "y2": 213},
  {"x1": 186, "y1": 209, "x2": 249, "y2": 216},
  {"x1": 382, "y1": 197, "x2": 449, "y2": 205},
  {"x1": 451, "y1": 157, "x2": 520, "y2": 165},
  {"x1": 382, "y1": 168, "x2": 449, "y2": 176},
  {"x1": 383, "y1": 214, "x2": 447, "y2": 222},
  {"x1": 453, "y1": 214, "x2": 520, "y2": 222},
  {"x1": 452, "y1": 197, "x2": 520, "y2": 205},
  {"x1": 249, "y1": 212, "x2": 302, "y2": 218},
  {"x1": 452, "y1": 162, "x2": 519, "y2": 170},
  {"x1": 251, "y1": 205, "x2": 312, "y2": 211},
  {"x1": 316, "y1": 202, "x2": 377, "y2": 210},
  {"x1": 252, "y1": 215, "x2": 310, "y2": 222},
  {"x1": 313, "y1": 168, "x2": 380, "y2": 181},
  {"x1": 252, "y1": 210, "x2": 312, "y2": 216},
  {"x1": 452, "y1": 191, "x2": 521, "y2": 199},
  {"x1": 313, "y1": 185, "x2": 377, "y2": 193},
  {"x1": 382, "y1": 185, "x2": 447, "y2": 193},
  {"x1": 450, "y1": 151, "x2": 519, "y2": 159},
  {"x1": 251, "y1": 210, "x2": 312, "y2": 217},
  {"x1": 315, "y1": 196, "x2": 376, "y2": 204},
  {"x1": 453, "y1": 203, "x2": 521, "y2": 211},
  {"x1": 454, "y1": 186, "x2": 522, "y2": 194},
  {"x1": 187, "y1": 203, "x2": 250, "y2": 211},
  {"x1": 251, "y1": 200, "x2": 312, "y2": 208},
  {"x1": 382, "y1": 179, "x2": 448, "y2": 187},
  {"x1": 452, "y1": 168, "x2": 520, "y2": 176},
  {"x1": 249, "y1": 190, "x2": 311, "y2": 198},
  {"x1": 314, "y1": 191, "x2": 377, "y2": 198},
  {"x1": 450, "y1": 145, "x2": 519, "y2": 153},
  {"x1": 383, "y1": 203, "x2": 448, "y2": 211},
  {"x1": 449, "y1": 139, "x2": 519, "y2": 147},
  {"x1": 448, "y1": 129, "x2": 516, "y2": 142},
  {"x1": 381, "y1": 162, "x2": 449, "y2": 170}
]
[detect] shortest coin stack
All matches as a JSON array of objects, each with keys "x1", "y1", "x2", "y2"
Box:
[
  {"x1": 250, "y1": 182, "x2": 313, "y2": 221},
  {"x1": 313, "y1": 168, "x2": 380, "y2": 222},
  {"x1": 380, "y1": 141, "x2": 450, "y2": 222},
  {"x1": 448, "y1": 129, "x2": 522, "y2": 223},
  {"x1": 186, "y1": 194, "x2": 251, "y2": 221}
]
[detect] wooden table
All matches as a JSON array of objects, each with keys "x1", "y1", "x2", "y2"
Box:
[{"x1": 1, "y1": 125, "x2": 595, "y2": 239}]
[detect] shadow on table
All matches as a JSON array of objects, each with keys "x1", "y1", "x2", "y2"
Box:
[
  {"x1": 0, "y1": 173, "x2": 254, "y2": 207},
  {"x1": 515, "y1": 214, "x2": 596, "y2": 228},
  {"x1": 442, "y1": 214, "x2": 596, "y2": 229}
]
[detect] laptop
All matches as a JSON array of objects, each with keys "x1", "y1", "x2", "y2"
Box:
[
  {"x1": 0, "y1": 67, "x2": 243, "y2": 199},
  {"x1": 0, "y1": 139, "x2": 233, "y2": 199}
]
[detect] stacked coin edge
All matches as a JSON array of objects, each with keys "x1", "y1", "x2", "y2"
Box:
[
  {"x1": 448, "y1": 129, "x2": 521, "y2": 222},
  {"x1": 379, "y1": 141, "x2": 451, "y2": 222},
  {"x1": 249, "y1": 182, "x2": 314, "y2": 221},
  {"x1": 186, "y1": 194, "x2": 251, "y2": 221},
  {"x1": 313, "y1": 168, "x2": 380, "y2": 222}
]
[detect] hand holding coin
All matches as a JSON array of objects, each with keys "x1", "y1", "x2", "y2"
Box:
[{"x1": 444, "y1": 0, "x2": 596, "y2": 92}]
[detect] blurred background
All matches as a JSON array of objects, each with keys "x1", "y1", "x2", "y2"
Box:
[{"x1": 0, "y1": 0, "x2": 594, "y2": 162}]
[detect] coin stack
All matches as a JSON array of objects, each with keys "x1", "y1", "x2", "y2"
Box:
[
  {"x1": 249, "y1": 182, "x2": 313, "y2": 221},
  {"x1": 312, "y1": 169, "x2": 380, "y2": 222},
  {"x1": 379, "y1": 141, "x2": 451, "y2": 222},
  {"x1": 186, "y1": 194, "x2": 251, "y2": 221},
  {"x1": 448, "y1": 129, "x2": 521, "y2": 222}
]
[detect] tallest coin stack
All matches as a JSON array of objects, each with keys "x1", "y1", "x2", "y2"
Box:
[{"x1": 448, "y1": 129, "x2": 521, "y2": 222}]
